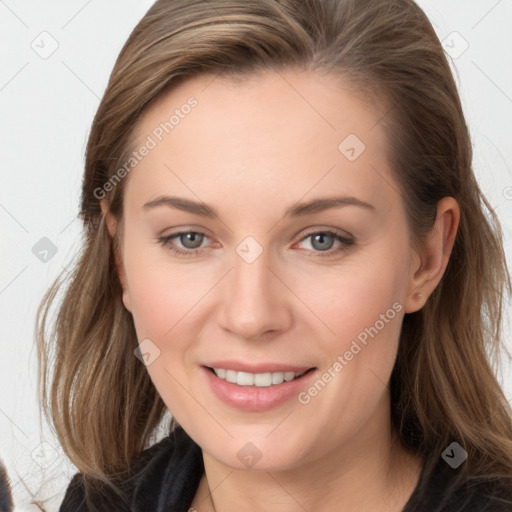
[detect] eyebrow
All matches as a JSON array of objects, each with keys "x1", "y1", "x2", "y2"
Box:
[{"x1": 143, "y1": 195, "x2": 375, "y2": 218}]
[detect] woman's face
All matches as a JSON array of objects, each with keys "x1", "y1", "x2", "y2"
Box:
[{"x1": 114, "y1": 69, "x2": 423, "y2": 471}]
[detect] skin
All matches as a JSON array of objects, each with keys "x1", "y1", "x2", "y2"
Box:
[{"x1": 102, "y1": 69, "x2": 459, "y2": 512}]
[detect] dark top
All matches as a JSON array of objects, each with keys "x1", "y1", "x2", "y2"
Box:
[{"x1": 60, "y1": 426, "x2": 512, "y2": 512}]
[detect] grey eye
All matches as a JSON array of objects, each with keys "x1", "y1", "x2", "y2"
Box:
[
  {"x1": 179, "y1": 232, "x2": 204, "y2": 249},
  {"x1": 309, "y1": 233, "x2": 335, "y2": 251}
]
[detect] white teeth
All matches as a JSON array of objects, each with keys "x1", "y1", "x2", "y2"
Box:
[
  {"x1": 272, "y1": 372, "x2": 284, "y2": 385},
  {"x1": 254, "y1": 373, "x2": 272, "y2": 386},
  {"x1": 237, "y1": 371, "x2": 254, "y2": 386},
  {"x1": 226, "y1": 370, "x2": 237, "y2": 383},
  {"x1": 212, "y1": 368, "x2": 306, "y2": 387}
]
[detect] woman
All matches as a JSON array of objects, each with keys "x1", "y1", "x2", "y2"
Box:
[{"x1": 37, "y1": 0, "x2": 512, "y2": 510}]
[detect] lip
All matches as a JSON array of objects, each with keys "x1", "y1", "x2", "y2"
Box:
[{"x1": 201, "y1": 364, "x2": 317, "y2": 412}]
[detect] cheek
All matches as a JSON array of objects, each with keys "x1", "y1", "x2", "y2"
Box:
[
  {"x1": 285, "y1": 260, "x2": 406, "y2": 444},
  {"x1": 288, "y1": 244, "x2": 408, "y2": 413},
  {"x1": 122, "y1": 235, "x2": 206, "y2": 339},
  {"x1": 291, "y1": 252, "x2": 407, "y2": 350},
  {"x1": 121, "y1": 239, "x2": 206, "y2": 420}
]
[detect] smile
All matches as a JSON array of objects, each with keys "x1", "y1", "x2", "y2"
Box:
[{"x1": 209, "y1": 367, "x2": 307, "y2": 387}]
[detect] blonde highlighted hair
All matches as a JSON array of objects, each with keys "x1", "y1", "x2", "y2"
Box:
[{"x1": 37, "y1": 0, "x2": 512, "y2": 504}]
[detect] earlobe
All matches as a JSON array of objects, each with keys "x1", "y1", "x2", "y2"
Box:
[
  {"x1": 404, "y1": 197, "x2": 460, "y2": 313},
  {"x1": 99, "y1": 199, "x2": 133, "y2": 313},
  {"x1": 100, "y1": 199, "x2": 117, "y2": 239},
  {"x1": 121, "y1": 288, "x2": 132, "y2": 313}
]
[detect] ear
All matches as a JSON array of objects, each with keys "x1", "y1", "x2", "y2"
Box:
[
  {"x1": 404, "y1": 197, "x2": 460, "y2": 313},
  {"x1": 100, "y1": 199, "x2": 132, "y2": 313}
]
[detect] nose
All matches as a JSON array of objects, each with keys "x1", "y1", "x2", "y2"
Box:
[{"x1": 218, "y1": 246, "x2": 293, "y2": 341}]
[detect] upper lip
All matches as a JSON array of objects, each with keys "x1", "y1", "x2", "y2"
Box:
[{"x1": 202, "y1": 361, "x2": 315, "y2": 373}]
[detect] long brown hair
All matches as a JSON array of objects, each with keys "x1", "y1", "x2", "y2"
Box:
[{"x1": 37, "y1": 0, "x2": 512, "y2": 503}]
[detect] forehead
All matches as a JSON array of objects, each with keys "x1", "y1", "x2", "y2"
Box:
[{"x1": 126, "y1": 69, "x2": 397, "y2": 215}]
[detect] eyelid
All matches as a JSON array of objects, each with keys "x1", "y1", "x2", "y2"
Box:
[{"x1": 297, "y1": 226, "x2": 353, "y2": 242}]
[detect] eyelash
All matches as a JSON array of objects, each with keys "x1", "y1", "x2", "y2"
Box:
[{"x1": 156, "y1": 229, "x2": 354, "y2": 259}]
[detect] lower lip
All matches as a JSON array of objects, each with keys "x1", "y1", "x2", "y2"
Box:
[{"x1": 201, "y1": 366, "x2": 317, "y2": 412}]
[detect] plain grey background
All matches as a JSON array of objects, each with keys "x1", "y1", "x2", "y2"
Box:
[{"x1": 1, "y1": 1, "x2": 511, "y2": 510}]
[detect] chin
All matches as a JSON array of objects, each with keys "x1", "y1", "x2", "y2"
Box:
[{"x1": 197, "y1": 425, "x2": 310, "y2": 472}]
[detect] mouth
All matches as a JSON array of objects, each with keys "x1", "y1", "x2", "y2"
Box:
[
  {"x1": 201, "y1": 364, "x2": 318, "y2": 411},
  {"x1": 203, "y1": 366, "x2": 316, "y2": 387}
]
